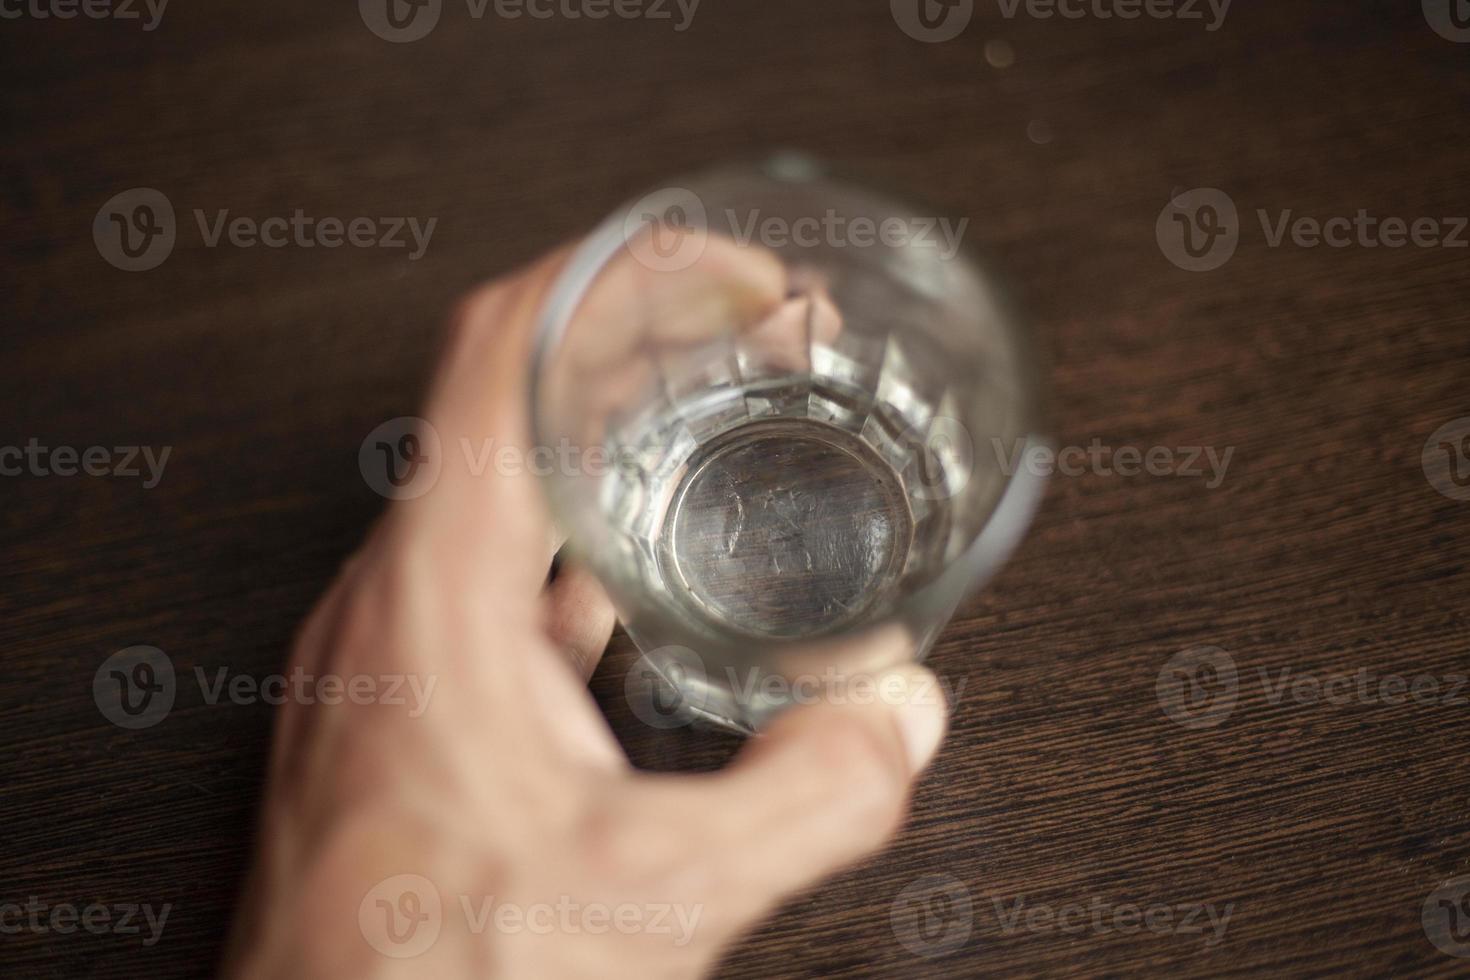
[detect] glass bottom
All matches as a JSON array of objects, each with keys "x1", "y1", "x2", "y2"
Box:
[
  {"x1": 603, "y1": 369, "x2": 977, "y2": 732},
  {"x1": 658, "y1": 417, "x2": 914, "y2": 642}
]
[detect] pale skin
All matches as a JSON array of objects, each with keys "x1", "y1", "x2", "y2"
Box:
[{"x1": 224, "y1": 238, "x2": 950, "y2": 979}]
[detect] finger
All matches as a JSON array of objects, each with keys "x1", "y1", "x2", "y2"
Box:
[
  {"x1": 412, "y1": 238, "x2": 789, "y2": 606},
  {"x1": 544, "y1": 560, "x2": 618, "y2": 680},
  {"x1": 561, "y1": 233, "x2": 789, "y2": 374},
  {"x1": 402, "y1": 248, "x2": 576, "y2": 606},
  {"x1": 546, "y1": 244, "x2": 835, "y2": 457},
  {"x1": 741, "y1": 287, "x2": 843, "y2": 374},
  {"x1": 667, "y1": 661, "x2": 948, "y2": 930},
  {"x1": 541, "y1": 235, "x2": 789, "y2": 451},
  {"x1": 643, "y1": 286, "x2": 844, "y2": 413}
]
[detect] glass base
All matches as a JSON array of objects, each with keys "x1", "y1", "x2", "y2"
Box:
[{"x1": 659, "y1": 417, "x2": 914, "y2": 643}]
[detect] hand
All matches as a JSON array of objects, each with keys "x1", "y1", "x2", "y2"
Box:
[{"x1": 224, "y1": 241, "x2": 950, "y2": 980}]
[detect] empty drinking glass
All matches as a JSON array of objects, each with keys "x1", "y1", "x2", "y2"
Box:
[{"x1": 531, "y1": 155, "x2": 1048, "y2": 733}]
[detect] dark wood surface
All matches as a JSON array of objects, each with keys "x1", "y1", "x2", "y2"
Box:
[{"x1": 3, "y1": 1, "x2": 1469, "y2": 976}]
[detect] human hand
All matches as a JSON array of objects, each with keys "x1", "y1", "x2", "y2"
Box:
[{"x1": 224, "y1": 239, "x2": 950, "y2": 980}]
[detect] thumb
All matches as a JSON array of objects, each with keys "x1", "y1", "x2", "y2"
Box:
[{"x1": 678, "y1": 662, "x2": 949, "y2": 932}]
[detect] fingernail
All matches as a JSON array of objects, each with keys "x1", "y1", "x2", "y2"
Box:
[{"x1": 885, "y1": 666, "x2": 948, "y2": 773}]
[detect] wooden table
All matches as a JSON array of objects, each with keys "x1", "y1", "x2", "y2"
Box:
[{"x1": 3, "y1": 1, "x2": 1467, "y2": 976}]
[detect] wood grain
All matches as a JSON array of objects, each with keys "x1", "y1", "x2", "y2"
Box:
[{"x1": 2, "y1": 1, "x2": 1468, "y2": 976}]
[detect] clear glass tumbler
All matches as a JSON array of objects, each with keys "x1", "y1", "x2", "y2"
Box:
[{"x1": 531, "y1": 155, "x2": 1048, "y2": 733}]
